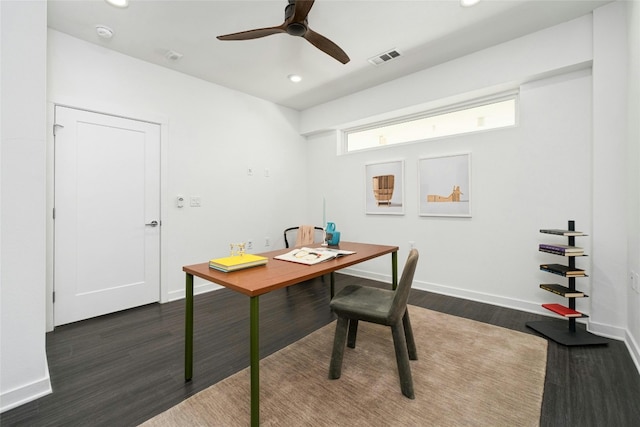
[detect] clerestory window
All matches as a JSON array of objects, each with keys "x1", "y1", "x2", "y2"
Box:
[{"x1": 343, "y1": 94, "x2": 517, "y2": 153}]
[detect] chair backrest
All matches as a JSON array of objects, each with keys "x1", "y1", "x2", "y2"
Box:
[
  {"x1": 283, "y1": 226, "x2": 324, "y2": 248},
  {"x1": 388, "y1": 249, "x2": 419, "y2": 323}
]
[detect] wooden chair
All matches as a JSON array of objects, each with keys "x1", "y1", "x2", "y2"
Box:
[{"x1": 328, "y1": 249, "x2": 419, "y2": 398}]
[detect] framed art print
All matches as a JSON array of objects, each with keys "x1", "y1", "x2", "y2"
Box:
[
  {"x1": 418, "y1": 153, "x2": 471, "y2": 217},
  {"x1": 365, "y1": 160, "x2": 404, "y2": 215}
]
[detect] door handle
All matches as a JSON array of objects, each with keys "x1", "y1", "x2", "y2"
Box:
[{"x1": 145, "y1": 220, "x2": 159, "y2": 227}]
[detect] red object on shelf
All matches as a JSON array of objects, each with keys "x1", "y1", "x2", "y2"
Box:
[{"x1": 542, "y1": 303, "x2": 582, "y2": 318}]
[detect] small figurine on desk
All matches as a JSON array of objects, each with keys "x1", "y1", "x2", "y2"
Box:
[{"x1": 230, "y1": 243, "x2": 246, "y2": 257}]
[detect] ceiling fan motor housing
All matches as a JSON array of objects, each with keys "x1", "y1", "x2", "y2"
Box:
[
  {"x1": 287, "y1": 22, "x2": 307, "y2": 36},
  {"x1": 285, "y1": 1, "x2": 307, "y2": 36}
]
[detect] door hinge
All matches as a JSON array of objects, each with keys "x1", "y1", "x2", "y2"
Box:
[
  {"x1": 52, "y1": 208, "x2": 55, "y2": 219},
  {"x1": 53, "y1": 291, "x2": 55, "y2": 303},
  {"x1": 53, "y1": 123, "x2": 64, "y2": 136}
]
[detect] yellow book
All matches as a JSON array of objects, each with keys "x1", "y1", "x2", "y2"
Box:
[{"x1": 209, "y1": 253, "x2": 268, "y2": 272}]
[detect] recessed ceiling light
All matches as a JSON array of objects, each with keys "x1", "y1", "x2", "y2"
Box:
[
  {"x1": 288, "y1": 74, "x2": 302, "y2": 83},
  {"x1": 95, "y1": 25, "x2": 114, "y2": 39},
  {"x1": 105, "y1": 0, "x2": 129, "y2": 8},
  {"x1": 460, "y1": 0, "x2": 481, "y2": 7}
]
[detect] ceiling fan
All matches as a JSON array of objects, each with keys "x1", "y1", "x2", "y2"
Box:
[{"x1": 217, "y1": 0, "x2": 350, "y2": 64}]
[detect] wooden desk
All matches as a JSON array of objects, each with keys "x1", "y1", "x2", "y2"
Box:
[{"x1": 183, "y1": 241, "x2": 398, "y2": 426}]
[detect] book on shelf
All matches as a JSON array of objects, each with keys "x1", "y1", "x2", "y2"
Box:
[
  {"x1": 539, "y1": 244, "x2": 584, "y2": 256},
  {"x1": 539, "y1": 284, "x2": 585, "y2": 298},
  {"x1": 539, "y1": 249, "x2": 585, "y2": 257},
  {"x1": 540, "y1": 263, "x2": 586, "y2": 277},
  {"x1": 542, "y1": 303, "x2": 583, "y2": 318},
  {"x1": 539, "y1": 228, "x2": 585, "y2": 236},
  {"x1": 209, "y1": 253, "x2": 268, "y2": 272},
  {"x1": 274, "y1": 247, "x2": 355, "y2": 265}
]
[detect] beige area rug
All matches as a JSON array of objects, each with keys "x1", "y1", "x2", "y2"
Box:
[{"x1": 142, "y1": 306, "x2": 547, "y2": 426}]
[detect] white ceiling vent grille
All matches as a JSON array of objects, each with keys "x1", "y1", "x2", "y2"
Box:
[{"x1": 368, "y1": 49, "x2": 402, "y2": 66}]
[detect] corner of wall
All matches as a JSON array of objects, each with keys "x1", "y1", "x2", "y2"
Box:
[
  {"x1": 1, "y1": 0, "x2": 52, "y2": 412},
  {"x1": 0, "y1": 366, "x2": 52, "y2": 413}
]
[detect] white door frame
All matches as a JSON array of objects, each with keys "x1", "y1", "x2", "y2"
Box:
[{"x1": 46, "y1": 100, "x2": 170, "y2": 332}]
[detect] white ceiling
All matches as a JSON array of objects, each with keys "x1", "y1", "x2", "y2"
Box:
[{"x1": 47, "y1": 0, "x2": 612, "y2": 111}]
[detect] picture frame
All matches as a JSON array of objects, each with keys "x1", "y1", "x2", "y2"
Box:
[
  {"x1": 418, "y1": 153, "x2": 471, "y2": 217},
  {"x1": 365, "y1": 160, "x2": 404, "y2": 215}
]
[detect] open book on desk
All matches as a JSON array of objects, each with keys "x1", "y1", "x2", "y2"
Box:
[{"x1": 274, "y1": 247, "x2": 356, "y2": 266}]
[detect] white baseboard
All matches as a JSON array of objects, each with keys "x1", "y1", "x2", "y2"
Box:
[
  {"x1": 625, "y1": 329, "x2": 640, "y2": 375},
  {"x1": 587, "y1": 319, "x2": 627, "y2": 341},
  {"x1": 0, "y1": 373, "x2": 51, "y2": 414},
  {"x1": 166, "y1": 281, "x2": 222, "y2": 302}
]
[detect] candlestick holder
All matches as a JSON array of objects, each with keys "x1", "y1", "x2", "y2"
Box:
[{"x1": 321, "y1": 228, "x2": 328, "y2": 246}]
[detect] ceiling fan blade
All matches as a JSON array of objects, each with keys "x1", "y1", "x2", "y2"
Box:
[
  {"x1": 304, "y1": 28, "x2": 350, "y2": 64},
  {"x1": 292, "y1": 0, "x2": 315, "y2": 23},
  {"x1": 217, "y1": 25, "x2": 286, "y2": 41},
  {"x1": 218, "y1": 1, "x2": 349, "y2": 65}
]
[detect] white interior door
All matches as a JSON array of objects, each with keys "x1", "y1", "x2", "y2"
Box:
[{"x1": 54, "y1": 106, "x2": 160, "y2": 326}]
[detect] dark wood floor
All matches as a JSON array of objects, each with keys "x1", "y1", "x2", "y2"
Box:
[{"x1": 3, "y1": 275, "x2": 640, "y2": 426}]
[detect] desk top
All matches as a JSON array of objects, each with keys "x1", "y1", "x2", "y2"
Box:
[{"x1": 183, "y1": 241, "x2": 398, "y2": 297}]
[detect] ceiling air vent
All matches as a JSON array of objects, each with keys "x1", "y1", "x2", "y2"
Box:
[{"x1": 368, "y1": 49, "x2": 402, "y2": 66}]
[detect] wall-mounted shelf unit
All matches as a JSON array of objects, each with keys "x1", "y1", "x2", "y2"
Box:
[{"x1": 526, "y1": 220, "x2": 608, "y2": 346}]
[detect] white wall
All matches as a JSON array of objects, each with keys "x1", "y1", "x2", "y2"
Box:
[
  {"x1": 0, "y1": 0, "x2": 52, "y2": 412},
  {"x1": 303, "y1": 4, "x2": 635, "y2": 357},
  {"x1": 306, "y1": 69, "x2": 593, "y2": 313},
  {"x1": 591, "y1": 0, "x2": 631, "y2": 343},
  {"x1": 625, "y1": 0, "x2": 640, "y2": 368},
  {"x1": 47, "y1": 30, "x2": 309, "y2": 303},
  {"x1": 300, "y1": 14, "x2": 593, "y2": 135}
]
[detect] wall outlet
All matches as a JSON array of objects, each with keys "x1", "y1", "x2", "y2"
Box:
[
  {"x1": 409, "y1": 241, "x2": 415, "y2": 249},
  {"x1": 190, "y1": 196, "x2": 201, "y2": 207},
  {"x1": 265, "y1": 236, "x2": 270, "y2": 247},
  {"x1": 247, "y1": 240, "x2": 253, "y2": 250},
  {"x1": 630, "y1": 271, "x2": 640, "y2": 293}
]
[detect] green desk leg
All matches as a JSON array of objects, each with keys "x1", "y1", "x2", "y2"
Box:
[
  {"x1": 185, "y1": 273, "x2": 194, "y2": 381},
  {"x1": 330, "y1": 272, "x2": 335, "y2": 298},
  {"x1": 392, "y1": 251, "x2": 398, "y2": 290},
  {"x1": 250, "y1": 296, "x2": 260, "y2": 427}
]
